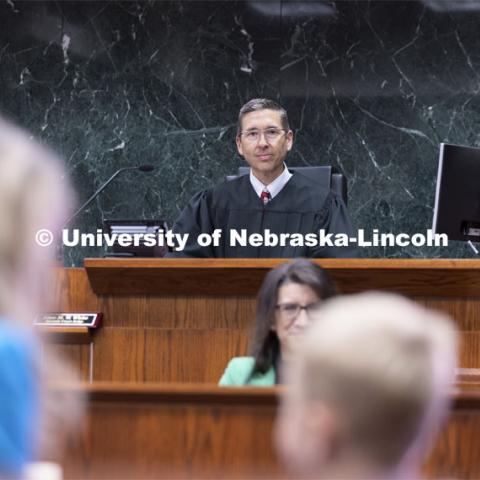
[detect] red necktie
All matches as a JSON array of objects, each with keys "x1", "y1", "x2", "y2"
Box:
[{"x1": 260, "y1": 189, "x2": 271, "y2": 205}]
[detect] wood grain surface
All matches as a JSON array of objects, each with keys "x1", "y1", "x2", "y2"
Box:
[
  {"x1": 46, "y1": 260, "x2": 480, "y2": 382},
  {"x1": 84, "y1": 258, "x2": 480, "y2": 296},
  {"x1": 54, "y1": 383, "x2": 480, "y2": 480}
]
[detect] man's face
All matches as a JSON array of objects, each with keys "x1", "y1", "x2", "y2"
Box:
[{"x1": 236, "y1": 109, "x2": 293, "y2": 183}]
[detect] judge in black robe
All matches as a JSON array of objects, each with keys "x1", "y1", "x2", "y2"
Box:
[
  {"x1": 169, "y1": 97, "x2": 359, "y2": 258},
  {"x1": 169, "y1": 170, "x2": 359, "y2": 258}
]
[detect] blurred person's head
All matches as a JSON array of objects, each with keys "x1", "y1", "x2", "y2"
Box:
[
  {"x1": 276, "y1": 292, "x2": 458, "y2": 480},
  {"x1": 0, "y1": 116, "x2": 80, "y2": 476},
  {"x1": 0, "y1": 116, "x2": 71, "y2": 325},
  {"x1": 250, "y1": 259, "x2": 336, "y2": 380}
]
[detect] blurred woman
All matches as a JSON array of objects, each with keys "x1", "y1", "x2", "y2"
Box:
[{"x1": 219, "y1": 259, "x2": 336, "y2": 386}]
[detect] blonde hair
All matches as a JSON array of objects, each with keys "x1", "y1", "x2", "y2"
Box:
[
  {"x1": 0, "y1": 117, "x2": 82, "y2": 463},
  {"x1": 0, "y1": 117, "x2": 71, "y2": 325},
  {"x1": 288, "y1": 292, "x2": 457, "y2": 470}
]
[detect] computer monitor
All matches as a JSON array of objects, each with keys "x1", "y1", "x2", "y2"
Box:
[{"x1": 433, "y1": 143, "x2": 480, "y2": 241}]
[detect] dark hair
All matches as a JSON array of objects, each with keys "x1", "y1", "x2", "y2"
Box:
[
  {"x1": 250, "y1": 259, "x2": 336, "y2": 377},
  {"x1": 237, "y1": 98, "x2": 290, "y2": 135}
]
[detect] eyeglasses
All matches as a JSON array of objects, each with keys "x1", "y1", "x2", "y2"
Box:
[
  {"x1": 275, "y1": 302, "x2": 322, "y2": 322},
  {"x1": 240, "y1": 128, "x2": 287, "y2": 143}
]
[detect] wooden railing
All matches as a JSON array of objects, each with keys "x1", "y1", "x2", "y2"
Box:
[{"x1": 53, "y1": 382, "x2": 480, "y2": 480}]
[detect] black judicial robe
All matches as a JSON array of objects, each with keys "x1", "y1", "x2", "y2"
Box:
[{"x1": 170, "y1": 171, "x2": 359, "y2": 258}]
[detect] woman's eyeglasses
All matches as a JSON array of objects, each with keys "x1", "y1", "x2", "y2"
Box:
[{"x1": 275, "y1": 302, "x2": 322, "y2": 321}]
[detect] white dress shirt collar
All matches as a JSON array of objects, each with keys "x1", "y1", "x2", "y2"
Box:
[{"x1": 249, "y1": 164, "x2": 293, "y2": 199}]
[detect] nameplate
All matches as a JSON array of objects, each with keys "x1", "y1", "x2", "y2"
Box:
[{"x1": 35, "y1": 313, "x2": 102, "y2": 328}]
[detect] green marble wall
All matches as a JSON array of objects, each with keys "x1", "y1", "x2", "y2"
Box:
[{"x1": 0, "y1": 1, "x2": 478, "y2": 263}]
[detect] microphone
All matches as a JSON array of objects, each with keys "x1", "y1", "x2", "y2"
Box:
[{"x1": 64, "y1": 164, "x2": 155, "y2": 226}]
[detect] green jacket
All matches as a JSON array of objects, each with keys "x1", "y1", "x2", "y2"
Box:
[{"x1": 218, "y1": 356, "x2": 275, "y2": 386}]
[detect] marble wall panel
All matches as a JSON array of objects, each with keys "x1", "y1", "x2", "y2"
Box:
[{"x1": 1, "y1": 1, "x2": 479, "y2": 262}]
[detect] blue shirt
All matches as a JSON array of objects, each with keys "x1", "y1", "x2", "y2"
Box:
[{"x1": 0, "y1": 320, "x2": 38, "y2": 477}]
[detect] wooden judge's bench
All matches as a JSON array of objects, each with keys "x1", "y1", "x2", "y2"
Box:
[
  {"x1": 47, "y1": 259, "x2": 480, "y2": 479},
  {"x1": 50, "y1": 258, "x2": 480, "y2": 382}
]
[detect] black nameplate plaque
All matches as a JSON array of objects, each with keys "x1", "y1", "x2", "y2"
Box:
[{"x1": 35, "y1": 313, "x2": 102, "y2": 328}]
